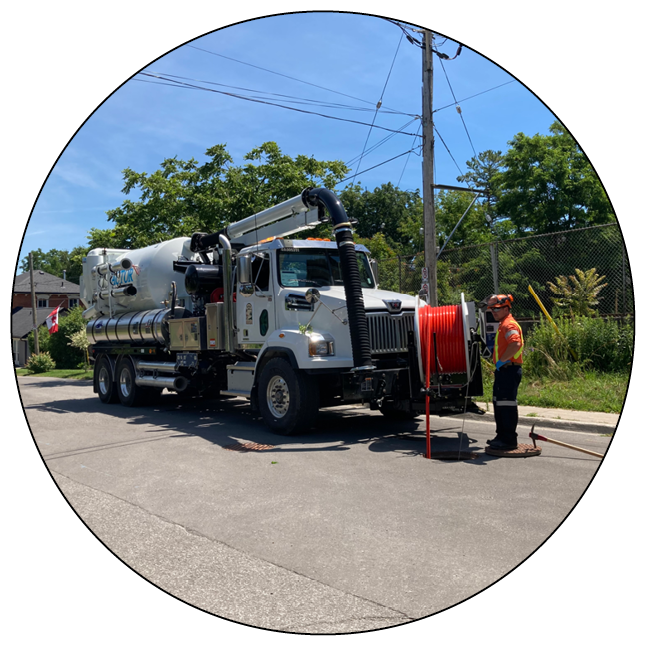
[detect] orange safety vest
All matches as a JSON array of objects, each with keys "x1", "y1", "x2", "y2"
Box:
[{"x1": 494, "y1": 315, "x2": 524, "y2": 364}]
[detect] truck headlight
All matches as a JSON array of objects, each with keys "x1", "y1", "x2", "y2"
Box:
[{"x1": 308, "y1": 333, "x2": 335, "y2": 356}]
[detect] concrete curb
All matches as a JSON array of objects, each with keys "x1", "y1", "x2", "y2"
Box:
[{"x1": 463, "y1": 411, "x2": 617, "y2": 435}]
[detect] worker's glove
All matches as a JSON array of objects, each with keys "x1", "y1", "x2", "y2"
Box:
[{"x1": 495, "y1": 360, "x2": 510, "y2": 371}]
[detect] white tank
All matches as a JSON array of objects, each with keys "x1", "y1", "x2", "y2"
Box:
[{"x1": 82, "y1": 237, "x2": 200, "y2": 318}]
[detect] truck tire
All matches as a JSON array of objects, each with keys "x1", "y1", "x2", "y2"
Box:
[
  {"x1": 96, "y1": 356, "x2": 118, "y2": 404},
  {"x1": 258, "y1": 357, "x2": 319, "y2": 435},
  {"x1": 115, "y1": 357, "x2": 149, "y2": 407}
]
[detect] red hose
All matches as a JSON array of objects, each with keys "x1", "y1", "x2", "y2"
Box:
[{"x1": 418, "y1": 304, "x2": 467, "y2": 381}]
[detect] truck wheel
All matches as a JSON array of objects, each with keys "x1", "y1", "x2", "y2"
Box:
[
  {"x1": 258, "y1": 358, "x2": 319, "y2": 435},
  {"x1": 115, "y1": 358, "x2": 148, "y2": 407},
  {"x1": 96, "y1": 356, "x2": 118, "y2": 404}
]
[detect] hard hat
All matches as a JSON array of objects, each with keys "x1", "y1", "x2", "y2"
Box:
[{"x1": 487, "y1": 294, "x2": 513, "y2": 310}]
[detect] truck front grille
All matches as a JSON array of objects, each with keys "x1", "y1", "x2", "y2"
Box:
[{"x1": 367, "y1": 311, "x2": 415, "y2": 354}]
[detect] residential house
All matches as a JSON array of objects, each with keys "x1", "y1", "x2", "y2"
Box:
[
  {"x1": 12, "y1": 270, "x2": 82, "y2": 366},
  {"x1": 13, "y1": 270, "x2": 81, "y2": 310}
]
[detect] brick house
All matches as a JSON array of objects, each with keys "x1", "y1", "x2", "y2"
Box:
[
  {"x1": 12, "y1": 270, "x2": 81, "y2": 310},
  {"x1": 12, "y1": 270, "x2": 82, "y2": 366}
]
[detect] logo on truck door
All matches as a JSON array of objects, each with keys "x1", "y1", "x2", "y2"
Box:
[{"x1": 245, "y1": 303, "x2": 253, "y2": 324}]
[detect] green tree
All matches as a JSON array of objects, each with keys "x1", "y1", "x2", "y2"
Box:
[
  {"x1": 339, "y1": 182, "x2": 423, "y2": 252},
  {"x1": 104, "y1": 142, "x2": 348, "y2": 249},
  {"x1": 19, "y1": 247, "x2": 87, "y2": 284},
  {"x1": 494, "y1": 121, "x2": 615, "y2": 234}
]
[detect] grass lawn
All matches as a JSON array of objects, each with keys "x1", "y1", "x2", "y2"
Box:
[
  {"x1": 15, "y1": 368, "x2": 93, "y2": 380},
  {"x1": 475, "y1": 368, "x2": 630, "y2": 414}
]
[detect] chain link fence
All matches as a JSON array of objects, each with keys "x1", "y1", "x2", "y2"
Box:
[{"x1": 375, "y1": 224, "x2": 633, "y2": 320}]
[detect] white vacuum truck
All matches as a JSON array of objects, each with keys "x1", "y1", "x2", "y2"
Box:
[{"x1": 81, "y1": 187, "x2": 484, "y2": 435}]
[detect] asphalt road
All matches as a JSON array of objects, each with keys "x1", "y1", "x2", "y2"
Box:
[{"x1": 17, "y1": 376, "x2": 611, "y2": 634}]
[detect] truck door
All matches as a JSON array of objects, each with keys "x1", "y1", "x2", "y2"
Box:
[{"x1": 237, "y1": 252, "x2": 276, "y2": 346}]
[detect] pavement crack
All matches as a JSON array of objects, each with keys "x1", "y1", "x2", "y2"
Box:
[{"x1": 47, "y1": 471, "x2": 413, "y2": 622}]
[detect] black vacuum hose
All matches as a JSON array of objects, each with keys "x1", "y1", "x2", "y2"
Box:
[{"x1": 304, "y1": 188, "x2": 373, "y2": 369}]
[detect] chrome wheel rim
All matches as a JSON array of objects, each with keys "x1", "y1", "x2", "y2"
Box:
[
  {"x1": 267, "y1": 375, "x2": 289, "y2": 419},
  {"x1": 98, "y1": 366, "x2": 110, "y2": 396},
  {"x1": 119, "y1": 367, "x2": 133, "y2": 398}
]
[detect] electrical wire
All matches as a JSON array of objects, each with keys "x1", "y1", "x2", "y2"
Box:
[
  {"x1": 396, "y1": 121, "x2": 423, "y2": 188},
  {"x1": 344, "y1": 117, "x2": 419, "y2": 167},
  {"x1": 335, "y1": 146, "x2": 423, "y2": 186},
  {"x1": 141, "y1": 71, "x2": 417, "y2": 116},
  {"x1": 350, "y1": 32, "x2": 404, "y2": 188},
  {"x1": 439, "y1": 58, "x2": 477, "y2": 157},
  {"x1": 187, "y1": 44, "x2": 412, "y2": 117},
  {"x1": 137, "y1": 72, "x2": 422, "y2": 137},
  {"x1": 434, "y1": 80, "x2": 516, "y2": 113},
  {"x1": 433, "y1": 124, "x2": 466, "y2": 178}
]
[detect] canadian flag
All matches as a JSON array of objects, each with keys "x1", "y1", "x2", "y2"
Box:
[{"x1": 45, "y1": 305, "x2": 62, "y2": 334}]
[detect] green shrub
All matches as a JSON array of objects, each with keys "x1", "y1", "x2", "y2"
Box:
[
  {"x1": 524, "y1": 315, "x2": 633, "y2": 378},
  {"x1": 25, "y1": 351, "x2": 56, "y2": 374},
  {"x1": 28, "y1": 326, "x2": 51, "y2": 355},
  {"x1": 31, "y1": 306, "x2": 87, "y2": 369}
]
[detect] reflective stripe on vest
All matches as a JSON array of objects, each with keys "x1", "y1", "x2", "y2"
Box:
[{"x1": 494, "y1": 321, "x2": 524, "y2": 363}]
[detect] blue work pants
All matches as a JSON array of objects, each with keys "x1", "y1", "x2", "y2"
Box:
[{"x1": 493, "y1": 364, "x2": 522, "y2": 443}]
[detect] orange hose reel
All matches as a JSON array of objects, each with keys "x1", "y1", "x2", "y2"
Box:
[{"x1": 415, "y1": 298, "x2": 470, "y2": 386}]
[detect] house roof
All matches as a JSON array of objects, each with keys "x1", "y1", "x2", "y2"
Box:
[
  {"x1": 11, "y1": 307, "x2": 62, "y2": 339},
  {"x1": 13, "y1": 270, "x2": 80, "y2": 295}
]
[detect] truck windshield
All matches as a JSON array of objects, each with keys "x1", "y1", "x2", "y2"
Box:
[{"x1": 278, "y1": 249, "x2": 375, "y2": 289}]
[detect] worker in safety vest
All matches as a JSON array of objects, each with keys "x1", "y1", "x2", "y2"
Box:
[{"x1": 487, "y1": 294, "x2": 524, "y2": 450}]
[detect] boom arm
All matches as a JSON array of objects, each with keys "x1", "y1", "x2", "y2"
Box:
[{"x1": 191, "y1": 189, "x2": 322, "y2": 252}]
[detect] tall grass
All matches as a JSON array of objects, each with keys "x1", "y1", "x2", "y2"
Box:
[{"x1": 523, "y1": 315, "x2": 633, "y2": 379}]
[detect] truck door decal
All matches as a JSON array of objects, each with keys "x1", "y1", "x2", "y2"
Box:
[{"x1": 245, "y1": 303, "x2": 253, "y2": 324}]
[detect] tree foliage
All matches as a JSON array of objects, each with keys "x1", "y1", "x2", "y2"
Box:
[
  {"x1": 493, "y1": 122, "x2": 615, "y2": 234},
  {"x1": 96, "y1": 142, "x2": 348, "y2": 249},
  {"x1": 19, "y1": 247, "x2": 87, "y2": 284},
  {"x1": 29, "y1": 306, "x2": 87, "y2": 369},
  {"x1": 19, "y1": 125, "x2": 616, "y2": 318}
]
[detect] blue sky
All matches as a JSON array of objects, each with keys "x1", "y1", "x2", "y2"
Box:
[
  {"x1": 18, "y1": 12, "x2": 557, "y2": 263},
  {"x1": 5, "y1": 4, "x2": 643, "y2": 644}
]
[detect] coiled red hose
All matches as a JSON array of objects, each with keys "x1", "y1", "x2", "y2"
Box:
[{"x1": 418, "y1": 304, "x2": 467, "y2": 382}]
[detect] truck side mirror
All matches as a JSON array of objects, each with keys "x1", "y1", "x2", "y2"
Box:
[
  {"x1": 369, "y1": 258, "x2": 379, "y2": 286},
  {"x1": 305, "y1": 288, "x2": 320, "y2": 304},
  {"x1": 238, "y1": 254, "x2": 251, "y2": 285}
]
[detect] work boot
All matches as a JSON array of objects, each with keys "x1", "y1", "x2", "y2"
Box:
[{"x1": 488, "y1": 438, "x2": 518, "y2": 451}]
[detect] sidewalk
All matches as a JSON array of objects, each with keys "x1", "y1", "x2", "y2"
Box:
[{"x1": 468, "y1": 402, "x2": 619, "y2": 434}]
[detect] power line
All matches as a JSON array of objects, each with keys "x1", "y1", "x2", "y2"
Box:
[
  {"x1": 396, "y1": 121, "x2": 423, "y2": 188},
  {"x1": 187, "y1": 44, "x2": 412, "y2": 117},
  {"x1": 350, "y1": 32, "x2": 404, "y2": 187},
  {"x1": 336, "y1": 146, "x2": 423, "y2": 186},
  {"x1": 143, "y1": 71, "x2": 417, "y2": 116},
  {"x1": 434, "y1": 80, "x2": 516, "y2": 113},
  {"x1": 439, "y1": 58, "x2": 477, "y2": 157},
  {"x1": 344, "y1": 117, "x2": 419, "y2": 167},
  {"x1": 433, "y1": 124, "x2": 465, "y2": 178},
  {"x1": 137, "y1": 72, "x2": 422, "y2": 137}
]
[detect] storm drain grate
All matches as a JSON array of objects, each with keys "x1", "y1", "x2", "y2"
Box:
[{"x1": 223, "y1": 442, "x2": 275, "y2": 452}]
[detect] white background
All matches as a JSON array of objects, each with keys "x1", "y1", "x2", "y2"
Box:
[{"x1": 3, "y1": 3, "x2": 642, "y2": 644}]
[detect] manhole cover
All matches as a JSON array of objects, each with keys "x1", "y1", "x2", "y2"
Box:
[
  {"x1": 485, "y1": 443, "x2": 542, "y2": 458},
  {"x1": 223, "y1": 442, "x2": 275, "y2": 452},
  {"x1": 428, "y1": 451, "x2": 479, "y2": 461}
]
